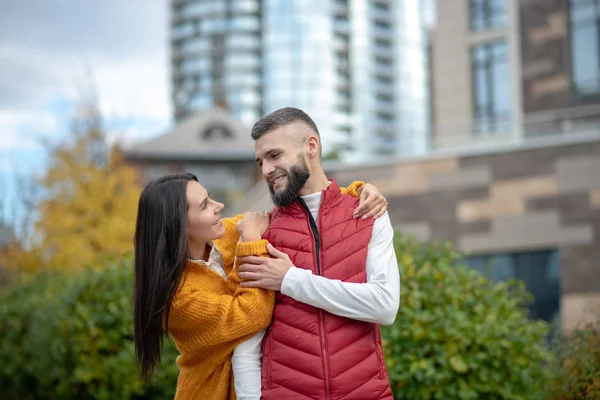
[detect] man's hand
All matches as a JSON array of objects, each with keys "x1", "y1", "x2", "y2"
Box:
[
  {"x1": 239, "y1": 244, "x2": 294, "y2": 290},
  {"x1": 354, "y1": 183, "x2": 388, "y2": 219}
]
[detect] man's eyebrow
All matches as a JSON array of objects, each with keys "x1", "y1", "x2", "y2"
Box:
[{"x1": 256, "y1": 148, "x2": 281, "y2": 163}]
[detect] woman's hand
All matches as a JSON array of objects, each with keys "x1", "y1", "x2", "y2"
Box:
[
  {"x1": 353, "y1": 183, "x2": 388, "y2": 219},
  {"x1": 236, "y1": 211, "x2": 271, "y2": 241}
]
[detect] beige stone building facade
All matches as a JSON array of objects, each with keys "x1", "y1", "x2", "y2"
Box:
[
  {"x1": 416, "y1": 0, "x2": 600, "y2": 330},
  {"x1": 330, "y1": 135, "x2": 600, "y2": 332}
]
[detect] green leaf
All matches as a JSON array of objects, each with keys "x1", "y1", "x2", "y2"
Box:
[{"x1": 449, "y1": 355, "x2": 469, "y2": 374}]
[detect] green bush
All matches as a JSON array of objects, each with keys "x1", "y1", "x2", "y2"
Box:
[
  {"x1": 382, "y1": 234, "x2": 552, "y2": 400},
  {"x1": 0, "y1": 256, "x2": 179, "y2": 400},
  {"x1": 1, "y1": 234, "x2": 564, "y2": 399},
  {"x1": 547, "y1": 318, "x2": 600, "y2": 400}
]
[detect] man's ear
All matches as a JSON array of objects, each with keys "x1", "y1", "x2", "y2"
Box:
[{"x1": 306, "y1": 135, "x2": 320, "y2": 158}]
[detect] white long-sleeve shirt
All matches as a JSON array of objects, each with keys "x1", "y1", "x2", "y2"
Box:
[{"x1": 232, "y1": 191, "x2": 401, "y2": 399}]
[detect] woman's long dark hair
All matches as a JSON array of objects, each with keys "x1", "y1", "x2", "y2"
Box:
[{"x1": 133, "y1": 172, "x2": 198, "y2": 381}]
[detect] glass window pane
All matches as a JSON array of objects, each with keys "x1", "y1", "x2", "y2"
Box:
[
  {"x1": 570, "y1": 1, "x2": 595, "y2": 23},
  {"x1": 467, "y1": 250, "x2": 560, "y2": 323},
  {"x1": 492, "y1": 59, "x2": 510, "y2": 114},
  {"x1": 492, "y1": 41, "x2": 507, "y2": 59},
  {"x1": 472, "y1": 40, "x2": 511, "y2": 134},
  {"x1": 513, "y1": 251, "x2": 560, "y2": 322},
  {"x1": 572, "y1": 23, "x2": 600, "y2": 96},
  {"x1": 490, "y1": 0, "x2": 506, "y2": 27},
  {"x1": 475, "y1": 67, "x2": 489, "y2": 110},
  {"x1": 471, "y1": 0, "x2": 484, "y2": 30},
  {"x1": 471, "y1": 0, "x2": 506, "y2": 31}
]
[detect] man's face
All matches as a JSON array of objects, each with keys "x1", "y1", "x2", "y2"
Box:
[{"x1": 255, "y1": 125, "x2": 311, "y2": 206}]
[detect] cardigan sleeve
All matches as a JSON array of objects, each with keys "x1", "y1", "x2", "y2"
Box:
[
  {"x1": 339, "y1": 180, "x2": 364, "y2": 197},
  {"x1": 169, "y1": 268, "x2": 274, "y2": 346},
  {"x1": 216, "y1": 215, "x2": 245, "y2": 272}
]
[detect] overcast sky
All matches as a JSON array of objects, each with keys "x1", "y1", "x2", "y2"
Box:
[{"x1": 0, "y1": 0, "x2": 172, "y2": 222}]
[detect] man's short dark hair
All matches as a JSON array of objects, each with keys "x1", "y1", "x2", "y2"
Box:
[{"x1": 251, "y1": 107, "x2": 320, "y2": 141}]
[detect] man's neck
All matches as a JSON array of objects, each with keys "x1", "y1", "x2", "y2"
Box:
[{"x1": 299, "y1": 171, "x2": 329, "y2": 196}]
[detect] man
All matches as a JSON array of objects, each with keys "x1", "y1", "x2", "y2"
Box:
[{"x1": 238, "y1": 107, "x2": 400, "y2": 399}]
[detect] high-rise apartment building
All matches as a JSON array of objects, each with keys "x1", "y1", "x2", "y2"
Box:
[
  {"x1": 171, "y1": 1, "x2": 263, "y2": 125},
  {"x1": 170, "y1": 0, "x2": 428, "y2": 160}
]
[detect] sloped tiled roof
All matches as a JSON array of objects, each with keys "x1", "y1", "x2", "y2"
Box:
[{"x1": 126, "y1": 108, "x2": 256, "y2": 161}]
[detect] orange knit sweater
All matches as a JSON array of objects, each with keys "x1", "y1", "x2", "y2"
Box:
[{"x1": 167, "y1": 181, "x2": 364, "y2": 400}]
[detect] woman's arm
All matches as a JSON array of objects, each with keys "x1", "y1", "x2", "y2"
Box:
[
  {"x1": 168, "y1": 262, "x2": 274, "y2": 347},
  {"x1": 341, "y1": 181, "x2": 388, "y2": 219}
]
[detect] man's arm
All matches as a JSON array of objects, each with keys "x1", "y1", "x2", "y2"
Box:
[
  {"x1": 232, "y1": 330, "x2": 265, "y2": 400},
  {"x1": 281, "y1": 212, "x2": 400, "y2": 325}
]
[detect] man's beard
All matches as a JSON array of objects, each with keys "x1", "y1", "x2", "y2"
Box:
[{"x1": 268, "y1": 156, "x2": 310, "y2": 207}]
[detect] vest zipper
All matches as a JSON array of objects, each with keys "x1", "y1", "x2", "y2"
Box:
[
  {"x1": 373, "y1": 326, "x2": 385, "y2": 378},
  {"x1": 297, "y1": 198, "x2": 331, "y2": 399},
  {"x1": 317, "y1": 310, "x2": 330, "y2": 399},
  {"x1": 297, "y1": 198, "x2": 321, "y2": 274}
]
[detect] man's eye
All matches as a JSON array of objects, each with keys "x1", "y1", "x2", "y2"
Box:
[{"x1": 273, "y1": 153, "x2": 280, "y2": 159}]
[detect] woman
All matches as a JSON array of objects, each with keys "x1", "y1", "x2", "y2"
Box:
[{"x1": 133, "y1": 172, "x2": 387, "y2": 400}]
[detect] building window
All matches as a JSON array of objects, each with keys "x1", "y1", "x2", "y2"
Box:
[
  {"x1": 569, "y1": 0, "x2": 600, "y2": 102},
  {"x1": 201, "y1": 124, "x2": 233, "y2": 140},
  {"x1": 471, "y1": 40, "x2": 511, "y2": 135},
  {"x1": 467, "y1": 249, "x2": 560, "y2": 324},
  {"x1": 470, "y1": 0, "x2": 506, "y2": 31}
]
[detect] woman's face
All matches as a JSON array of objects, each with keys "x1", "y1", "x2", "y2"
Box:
[{"x1": 186, "y1": 180, "x2": 225, "y2": 245}]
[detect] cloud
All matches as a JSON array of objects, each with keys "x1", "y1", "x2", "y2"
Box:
[
  {"x1": 0, "y1": 0, "x2": 172, "y2": 153},
  {"x1": 0, "y1": 0, "x2": 171, "y2": 116},
  {"x1": 0, "y1": 109, "x2": 58, "y2": 150},
  {"x1": 0, "y1": 45, "x2": 76, "y2": 110},
  {"x1": 0, "y1": 0, "x2": 173, "y2": 225},
  {"x1": 93, "y1": 56, "x2": 171, "y2": 123},
  {"x1": 0, "y1": 0, "x2": 167, "y2": 59}
]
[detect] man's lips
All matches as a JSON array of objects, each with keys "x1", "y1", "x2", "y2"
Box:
[{"x1": 269, "y1": 174, "x2": 286, "y2": 185}]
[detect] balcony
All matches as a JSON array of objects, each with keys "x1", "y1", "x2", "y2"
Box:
[{"x1": 432, "y1": 105, "x2": 600, "y2": 152}]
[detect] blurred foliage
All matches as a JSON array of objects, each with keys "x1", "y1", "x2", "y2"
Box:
[
  {"x1": 322, "y1": 148, "x2": 342, "y2": 161},
  {"x1": 547, "y1": 318, "x2": 600, "y2": 400},
  {"x1": 382, "y1": 233, "x2": 552, "y2": 400},
  {"x1": 1, "y1": 232, "x2": 599, "y2": 399},
  {"x1": 0, "y1": 255, "x2": 179, "y2": 400},
  {"x1": 0, "y1": 100, "x2": 141, "y2": 274}
]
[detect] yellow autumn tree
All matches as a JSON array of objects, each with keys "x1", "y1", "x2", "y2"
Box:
[{"x1": 0, "y1": 98, "x2": 141, "y2": 273}]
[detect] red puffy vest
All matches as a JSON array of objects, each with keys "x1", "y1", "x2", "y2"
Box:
[{"x1": 261, "y1": 180, "x2": 394, "y2": 400}]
